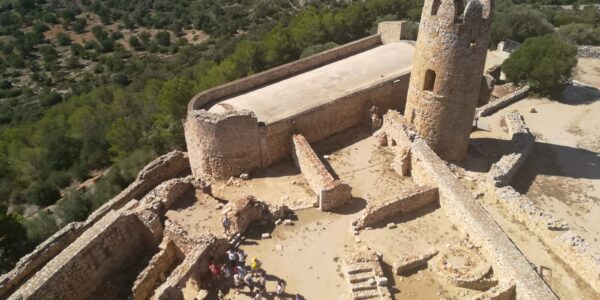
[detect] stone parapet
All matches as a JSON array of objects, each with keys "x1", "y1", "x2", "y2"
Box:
[
  {"x1": 291, "y1": 133, "x2": 352, "y2": 211},
  {"x1": 476, "y1": 85, "x2": 530, "y2": 117},
  {"x1": 577, "y1": 45, "x2": 600, "y2": 58},
  {"x1": 488, "y1": 113, "x2": 535, "y2": 187},
  {"x1": 132, "y1": 240, "x2": 183, "y2": 300},
  {"x1": 355, "y1": 186, "x2": 438, "y2": 229},
  {"x1": 410, "y1": 139, "x2": 557, "y2": 300}
]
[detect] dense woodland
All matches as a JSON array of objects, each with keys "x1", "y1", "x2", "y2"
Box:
[{"x1": 0, "y1": 0, "x2": 598, "y2": 273}]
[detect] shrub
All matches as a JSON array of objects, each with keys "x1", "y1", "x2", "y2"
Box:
[
  {"x1": 558, "y1": 23, "x2": 600, "y2": 46},
  {"x1": 155, "y1": 31, "x2": 171, "y2": 47},
  {"x1": 26, "y1": 181, "x2": 60, "y2": 207},
  {"x1": 503, "y1": 35, "x2": 577, "y2": 95},
  {"x1": 24, "y1": 210, "x2": 59, "y2": 244},
  {"x1": 56, "y1": 32, "x2": 71, "y2": 46}
]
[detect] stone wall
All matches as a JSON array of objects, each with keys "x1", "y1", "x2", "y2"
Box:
[
  {"x1": 404, "y1": 0, "x2": 493, "y2": 162},
  {"x1": 187, "y1": 35, "x2": 382, "y2": 112},
  {"x1": 577, "y1": 45, "x2": 600, "y2": 58},
  {"x1": 355, "y1": 186, "x2": 438, "y2": 229},
  {"x1": 493, "y1": 186, "x2": 600, "y2": 293},
  {"x1": 476, "y1": 85, "x2": 530, "y2": 117},
  {"x1": 184, "y1": 110, "x2": 262, "y2": 179},
  {"x1": 488, "y1": 113, "x2": 535, "y2": 187},
  {"x1": 225, "y1": 196, "x2": 265, "y2": 234},
  {"x1": 140, "y1": 176, "x2": 195, "y2": 213},
  {"x1": 261, "y1": 73, "x2": 411, "y2": 167},
  {"x1": 291, "y1": 133, "x2": 352, "y2": 211},
  {"x1": 410, "y1": 139, "x2": 557, "y2": 300},
  {"x1": 132, "y1": 240, "x2": 183, "y2": 300},
  {"x1": 9, "y1": 211, "x2": 158, "y2": 300},
  {"x1": 0, "y1": 151, "x2": 189, "y2": 299},
  {"x1": 377, "y1": 21, "x2": 407, "y2": 44},
  {"x1": 153, "y1": 238, "x2": 229, "y2": 300}
]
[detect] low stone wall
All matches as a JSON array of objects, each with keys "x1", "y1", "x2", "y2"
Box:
[
  {"x1": 153, "y1": 238, "x2": 229, "y2": 300},
  {"x1": 0, "y1": 151, "x2": 189, "y2": 299},
  {"x1": 393, "y1": 249, "x2": 438, "y2": 275},
  {"x1": 187, "y1": 35, "x2": 382, "y2": 112},
  {"x1": 577, "y1": 45, "x2": 600, "y2": 58},
  {"x1": 376, "y1": 110, "x2": 416, "y2": 176},
  {"x1": 476, "y1": 85, "x2": 530, "y2": 117},
  {"x1": 140, "y1": 176, "x2": 195, "y2": 213},
  {"x1": 488, "y1": 113, "x2": 535, "y2": 187},
  {"x1": 291, "y1": 133, "x2": 352, "y2": 211},
  {"x1": 355, "y1": 186, "x2": 438, "y2": 229},
  {"x1": 493, "y1": 186, "x2": 600, "y2": 293},
  {"x1": 377, "y1": 21, "x2": 407, "y2": 44},
  {"x1": 9, "y1": 210, "x2": 158, "y2": 300},
  {"x1": 410, "y1": 139, "x2": 557, "y2": 300},
  {"x1": 132, "y1": 240, "x2": 183, "y2": 300},
  {"x1": 471, "y1": 282, "x2": 516, "y2": 300}
]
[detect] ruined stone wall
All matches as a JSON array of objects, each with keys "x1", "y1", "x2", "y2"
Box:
[
  {"x1": 226, "y1": 196, "x2": 265, "y2": 234},
  {"x1": 476, "y1": 85, "x2": 530, "y2": 117},
  {"x1": 488, "y1": 113, "x2": 535, "y2": 187},
  {"x1": 9, "y1": 211, "x2": 158, "y2": 300},
  {"x1": 291, "y1": 134, "x2": 352, "y2": 211},
  {"x1": 493, "y1": 186, "x2": 600, "y2": 294},
  {"x1": 132, "y1": 240, "x2": 183, "y2": 300},
  {"x1": 410, "y1": 139, "x2": 557, "y2": 300},
  {"x1": 184, "y1": 110, "x2": 262, "y2": 179},
  {"x1": 0, "y1": 151, "x2": 189, "y2": 299},
  {"x1": 187, "y1": 35, "x2": 382, "y2": 112},
  {"x1": 577, "y1": 45, "x2": 600, "y2": 58},
  {"x1": 355, "y1": 186, "x2": 438, "y2": 229},
  {"x1": 404, "y1": 0, "x2": 493, "y2": 162}
]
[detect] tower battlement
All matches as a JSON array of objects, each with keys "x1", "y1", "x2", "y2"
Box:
[{"x1": 426, "y1": 0, "x2": 492, "y2": 26}]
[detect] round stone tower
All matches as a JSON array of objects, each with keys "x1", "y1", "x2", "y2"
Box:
[{"x1": 404, "y1": 0, "x2": 493, "y2": 162}]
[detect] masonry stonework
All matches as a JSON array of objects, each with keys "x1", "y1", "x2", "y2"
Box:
[{"x1": 404, "y1": 0, "x2": 493, "y2": 162}]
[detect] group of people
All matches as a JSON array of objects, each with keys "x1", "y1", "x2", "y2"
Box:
[{"x1": 208, "y1": 247, "x2": 289, "y2": 299}]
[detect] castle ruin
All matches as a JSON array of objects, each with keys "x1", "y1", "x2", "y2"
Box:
[{"x1": 2, "y1": 1, "x2": 599, "y2": 299}]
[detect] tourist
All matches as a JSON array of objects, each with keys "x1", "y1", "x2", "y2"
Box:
[
  {"x1": 234, "y1": 265, "x2": 246, "y2": 277},
  {"x1": 252, "y1": 291, "x2": 262, "y2": 300},
  {"x1": 208, "y1": 261, "x2": 221, "y2": 280},
  {"x1": 276, "y1": 279, "x2": 286, "y2": 299},
  {"x1": 250, "y1": 257, "x2": 262, "y2": 274},
  {"x1": 243, "y1": 272, "x2": 254, "y2": 292},
  {"x1": 220, "y1": 264, "x2": 232, "y2": 279},
  {"x1": 237, "y1": 249, "x2": 247, "y2": 266},
  {"x1": 222, "y1": 215, "x2": 231, "y2": 235},
  {"x1": 226, "y1": 248, "x2": 238, "y2": 266},
  {"x1": 255, "y1": 274, "x2": 267, "y2": 294},
  {"x1": 233, "y1": 273, "x2": 243, "y2": 294}
]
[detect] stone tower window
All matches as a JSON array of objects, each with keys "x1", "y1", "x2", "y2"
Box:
[
  {"x1": 423, "y1": 70, "x2": 436, "y2": 92},
  {"x1": 431, "y1": 0, "x2": 441, "y2": 15},
  {"x1": 454, "y1": 0, "x2": 464, "y2": 22}
]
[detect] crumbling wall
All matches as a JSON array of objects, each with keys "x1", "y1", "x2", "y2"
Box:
[
  {"x1": 140, "y1": 176, "x2": 195, "y2": 213},
  {"x1": 355, "y1": 186, "x2": 438, "y2": 229},
  {"x1": 184, "y1": 110, "x2": 262, "y2": 179},
  {"x1": 0, "y1": 151, "x2": 189, "y2": 299},
  {"x1": 577, "y1": 45, "x2": 600, "y2": 58},
  {"x1": 410, "y1": 139, "x2": 557, "y2": 300},
  {"x1": 377, "y1": 21, "x2": 408, "y2": 44},
  {"x1": 404, "y1": 0, "x2": 493, "y2": 162},
  {"x1": 488, "y1": 113, "x2": 535, "y2": 187},
  {"x1": 493, "y1": 186, "x2": 600, "y2": 293},
  {"x1": 376, "y1": 110, "x2": 415, "y2": 176},
  {"x1": 152, "y1": 238, "x2": 229, "y2": 300},
  {"x1": 476, "y1": 85, "x2": 530, "y2": 117},
  {"x1": 187, "y1": 35, "x2": 382, "y2": 111},
  {"x1": 132, "y1": 240, "x2": 183, "y2": 300},
  {"x1": 9, "y1": 211, "x2": 158, "y2": 300},
  {"x1": 225, "y1": 195, "x2": 265, "y2": 234},
  {"x1": 291, "y1": 133, "x2": 352, "y2": 211}
]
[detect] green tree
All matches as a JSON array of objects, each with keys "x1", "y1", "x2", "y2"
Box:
[
  {"x1": 73, "y1": 18, "x2": 87, "y2": 33},
  {"x1": 129, "y1": 35, "x2": 142, "y2": 50},
  {"x1": 56, "y1": 32, "x2": 71, "y2": 46},
  {"x1": 24, "y1": 210, "x2": 59, "y2": 244},
  {"x1": 492, "y1": 8, "x2": 554, "y2": 47},
  {"x1": 558, "y1": 23, "x2": 600, "y2": 45},
  {"x1": 26, "y1": 181, "x2": 60, "y2": 206},
  {"x1": 503, "y1": 35, "x2": 577, "y2": 95},
  {"x1": 155, "y1": 31, "x2": 171, "y2": 47}
]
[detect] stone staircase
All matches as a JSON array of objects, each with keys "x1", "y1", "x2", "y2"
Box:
[{"x1": 344, "y1": 260, "x2": 392, "y2": 300}]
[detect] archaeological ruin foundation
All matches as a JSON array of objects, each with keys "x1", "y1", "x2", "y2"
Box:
[{"x1": 3, "y1": 1, "x2": 600, "y2": 299}]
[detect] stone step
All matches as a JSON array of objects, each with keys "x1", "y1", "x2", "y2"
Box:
[
  {"x1": 346, "y1": 263, "x2": 373, "y2": 274},
  {"x1": 352, "y1": 289, "x2": 381, "y2": 300},
  {"x1": 348, "y1": 271, "x2": 374, "y2": 283},
  {"x1": 351, "y1": 280, "x2": 377, "y2": 292}
]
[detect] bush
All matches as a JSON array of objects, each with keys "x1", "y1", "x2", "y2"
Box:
[
  {"x1": 73, "y1": 18, "x2": 87, "y2": 33},
  {"x1": 558, "y1": 23, "x2": 600, "y2": 46},
  {"x1": 492, "y1": 8, "x2": 554, "y2": 47},
  {"x1": 40, "y1": 92, "x2": 62, "y2": 106},
  {"x1": 56, "y1": 32, "x2": 71, "y2": 46},
  {"x1": 56, "y1": 190, "x2": 92, "y2": 224},
  {"x1": 26, "y1": 181, "x2": 60, "y2": 207},
  {"x1": 300, "y1": 42, "x2": 338, "y2": 58},
  {"x1": 503, "y1": 35, "x2": 577, "y2": 95},
  {"x1": 24, "y1": 210, "x2": 59, "y2": 244},
  {"x1": 155, "y1": 31, "x2": 171, "y2": 47}
]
